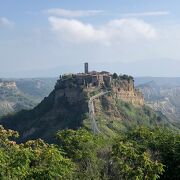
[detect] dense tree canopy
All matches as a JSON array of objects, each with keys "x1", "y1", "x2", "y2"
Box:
[
  {"x1": 0, "y1": 125, "x2": 179, "y2": 179},
  {"x1": 126, "y1": 127, "x2": 180, "y2": 180}
]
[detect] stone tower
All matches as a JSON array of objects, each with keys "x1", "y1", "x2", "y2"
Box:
[{"x1": 84, "y1": 62, "x2": 88, "y2": 74}]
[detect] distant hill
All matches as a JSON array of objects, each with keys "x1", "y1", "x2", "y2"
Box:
[
  {"x1": 0, "y1": 78, "x2": 57, "y2": 117},
  {"x1": 15, "y1": 78, "x2": 57, "y2": 99},
  {"x1": 0, "y1": 73, "x2": 171, "y2": 143},
  {"x1": 135, "y1": 77, "x2": 180, "y2": 87},
  {"x1": 136, "y1": 78, "x2": 180, "y2": 128}
]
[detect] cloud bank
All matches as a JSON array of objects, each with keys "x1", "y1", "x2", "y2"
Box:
[{"x1": 48, "y1": 16, "x2": 157, "y2": 44}]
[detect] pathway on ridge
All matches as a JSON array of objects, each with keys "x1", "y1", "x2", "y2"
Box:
[{"x1": 88, "y1": 91, "x2": 110, "y2": 134}]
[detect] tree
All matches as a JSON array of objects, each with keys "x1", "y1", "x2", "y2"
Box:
[
  {"x1": 111, "y1": 140, "x2": 164, "y2": 179},
  {"x1": 56, "y1": 129, "x2": 103, "y2": 179},
  {"x1": 113, "y1": 73, "x2": 118, "y2": 79}
]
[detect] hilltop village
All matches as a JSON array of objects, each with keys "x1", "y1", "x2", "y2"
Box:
[
  {"x1": 56, "y1": 63, "x2": 144, "y2": 106},
  {"x1": 55, "y1": 63, "x2": 112, "y2": 88}
]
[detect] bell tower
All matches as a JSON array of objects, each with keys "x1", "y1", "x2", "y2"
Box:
[{"x1": 84, "y1": 62, "x2": 88, "y2": 74}]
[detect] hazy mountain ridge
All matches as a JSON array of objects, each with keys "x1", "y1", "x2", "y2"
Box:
[
  {"x1": 0, "y1": 78, "x2": 57, "y2": 117},
  {"x1": 15, "y1": 78, "x2": 57, "y2": 99}
]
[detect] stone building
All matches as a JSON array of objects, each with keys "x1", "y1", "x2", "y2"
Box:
[{"x1": 74, "y1": 72, "x2": 112, "y2": 88}]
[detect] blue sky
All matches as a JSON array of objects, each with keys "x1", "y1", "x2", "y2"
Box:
[{"x1": 1, "y1": 0, "x2": 180, "y2": 77}]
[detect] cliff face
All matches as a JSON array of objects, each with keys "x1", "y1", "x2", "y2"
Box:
[{"x1": 112, "y1": 79, "x2": 144, "y2": 106}]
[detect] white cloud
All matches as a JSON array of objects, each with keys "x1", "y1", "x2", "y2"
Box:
[
  {"x1": 108, "y1": 19, "x2": 157, "y2": 39},
  {"x1": 0, "y1": 17, "x2": 14, "y2": 27},
  {"x1": 46, "y1": 8, "x2": 103, "y2": 18},
  {"x1": 122, "y1": 11, "x2": 170, "y2": 17},
  {"x1": 48, "y1": 17, "x2": 106, "y2": 43},
  {"x1": 48, "y1": 16, "x2": 157, "y2": 44}
]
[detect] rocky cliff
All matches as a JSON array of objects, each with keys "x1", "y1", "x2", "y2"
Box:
[{"x1": 111, "y1": 78, "x2": 144, "y2": 106}]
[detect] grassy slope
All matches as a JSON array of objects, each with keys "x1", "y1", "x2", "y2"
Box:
[{"x1": 83, "y1": 97, "x2": 174, "y2": 137}]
